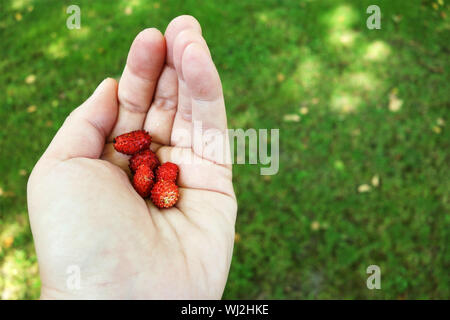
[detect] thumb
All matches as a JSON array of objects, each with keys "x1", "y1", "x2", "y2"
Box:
[{"x1": 43, "y1": 78, "x2": 118, "y2": 161}]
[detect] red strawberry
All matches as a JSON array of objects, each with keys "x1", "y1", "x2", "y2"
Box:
[
  {"x1": 132, "y1": 165, "x2": 154, "y2": 198},
  {"x1": 156, "y1": 162, "x2": 179, "y2": 182},
  {"x1": 151, "y1": 180, "x2": 179, "y2": 208},
  {"x1": 129, "y1": 149, "x2": 160, "y2": 172},
  {"x1": 113, "y1": 130, "x2": 152, "y2": 155}
]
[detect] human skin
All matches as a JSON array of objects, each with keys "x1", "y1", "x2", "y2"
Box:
[{"x1": 27, "y1": 16, "x2": 237, "y2": 299}]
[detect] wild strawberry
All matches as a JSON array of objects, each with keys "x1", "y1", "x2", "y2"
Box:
[
  {"x1": 156, "y1": 162, "x2": 179, "y2": 182},
  {"x1": 132, "y1": 165, "x2": 154, "y2": 198},
  {"x1": 113, "y1": 130, "x2": 152, "y2": 155},
  {"x1": 151, "y1": 180, "x2": 179, "y2": 208},
  {"x1": 129, "y1": 149, "x2": 160, "y2": 172}
]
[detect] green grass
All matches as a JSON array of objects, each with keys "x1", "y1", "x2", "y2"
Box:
[{"x1": 1, "y1": 0, "x2": 449, "y2": 299}]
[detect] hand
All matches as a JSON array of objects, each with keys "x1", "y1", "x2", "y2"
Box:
[{"x1": 27, "y1": 16, "x2": 237, "y2": 299}]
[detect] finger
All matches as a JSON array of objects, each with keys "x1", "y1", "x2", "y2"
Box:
[
  {"x1": 181, "y1": 43, "x2": 229, "y2": 164},
  {"x1": 182, "y1": 43, "x2": 226, "y2": 131},
  {"x1": 170, "y1": 81, "x2": 193, "y2": 147},
  {"x1": 164, "y1": 15, "x2": 203, "y2": 148},
  {"x1": 43, "y1": 78, "x2": 118, "y2": 161},
  {"x1": 108, "y1": 28, "x2": 165, "y2": 141},
  {"x1": 143, "y1": 28, "x2": 210, "y2": 146},
  {"x1": 171, "y1": 30, "x2": 211, "y2": 147},
  {"x1": 143, "y1": 66, "x2": 178, "y2": 146},
  {"x1": 172, "y1": 29, "x2": 210, "y2": 79},
  {"x1": 165, "y1": 15, "x2": 202, "y2": 68}
]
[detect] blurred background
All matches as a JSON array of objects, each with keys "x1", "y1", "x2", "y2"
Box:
[{"x1": 0, "y1": 0, "x2": 449, "y2": 299}]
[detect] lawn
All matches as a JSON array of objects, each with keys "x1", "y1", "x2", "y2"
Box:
[{"x1": 0, "y1": 0, "x2": 449, "y2": 299}]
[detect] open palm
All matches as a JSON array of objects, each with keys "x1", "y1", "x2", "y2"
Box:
[{"x1": 27, "y1": 16, "x2": 237, "y2": 299}]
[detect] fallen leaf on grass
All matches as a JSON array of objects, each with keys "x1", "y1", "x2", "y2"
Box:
[
  {"x1": 0, "y1": 188, "x2": 15, "y2": 197},
  {"x1": 3, "y1": 236, "x2": 14, "y2": 249},
  {"x1": 283, "y1": 114, "x2": 300, "y2": 122},
  {"x1": 358, "y1": 184, "x2": 371, "y2": 193},
  {"x1": 124, "y1": 7, "x2": 132, "y2": 15},
  {"x1": 389, "y1": 91, "x2": 403, "y2": 112},
  {"x1": 392, "y1": 15, "x2": 402, "y2": 23},
  {"x1": 371, "y1": 175, "x2": 380, "y2": 187},
  {"x1": 311, "y1": 221, "x2": 320, "y2": 231},
  {"x1": 432, "y1": 126, "x2": 442, "y2": 134},
  {"x1": 299, "y1": 107, "x2": 309, "y2": 115},
  {"x1": 27, "y1": 105, "x2": 37, "y2": 113},
  {"x1": 25, "y1": 74, "x2": 36, "y2": 84}
]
